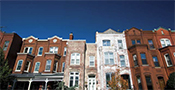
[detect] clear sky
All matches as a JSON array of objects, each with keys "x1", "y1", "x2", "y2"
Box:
[{"x1": 1, "y1": 1, "x2": 174, "y2": 43}]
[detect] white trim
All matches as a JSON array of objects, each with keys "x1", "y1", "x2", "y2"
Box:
[
  {"x1": 70, "y1": 53, "x2": 80, "y2": 65},
  {"x1": 33, "y1": 62, "x2": 40, "y2": 73},
  {"x1": 15, "y1": 60, "x2": 23, "y2": 72},
  {"x1": 69, "y1": 72, "x2": 79, "y2": 87},
  {"x1": 160, "y1": 38, "x2": 171, "y2": 47},
  {"x1": 37, "y1": 47, "x2": 43, "y2": 56},
  {"x1": 45, "y1": 60, "x2": 52, "y2": 71},
  {"x1": 53, "y1": 61, "x2": 58, "y2": 73},
  {"x1": 23, "y1": 36, "x2": 38, "y2": 41},
  {"x1": 89, "y1": 56, "x2": 95, "y2": 67},
  {"x1": 164, "y1": 53, "x2": 173, "y2": 67},
  {"x1": 48, "y1": 35, "x2": 62, "y2": 40}
]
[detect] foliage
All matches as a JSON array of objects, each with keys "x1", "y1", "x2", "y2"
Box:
[
  {"x1": 165, "y1": 72, "x2": 175, "y2": 89},
  {"x1": 108, "y1": 69, "x2": 129, "y2": 90},
  {"x1": 0, "y1": 47, "x2": 12, "y2": 89},
  {"x1": 54, "y1": 81, "x2": 76, "y2": 90}
]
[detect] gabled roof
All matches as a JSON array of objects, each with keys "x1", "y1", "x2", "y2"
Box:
[
  {"x1": 103, "y1": 28, "x2": 121, "y2": 34},
  {"x1": 153, "y1": 27, "x2": 170, "y2": 32},
  {"x1": 23, "y1": 36, "x2": 38, "y2": 41},
  {"x1": 48, "y1": 35, "x2": 62, "y2": 40}
]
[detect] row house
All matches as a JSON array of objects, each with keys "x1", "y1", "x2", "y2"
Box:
[
  {"x1": 11, "y1": 33, "x2": 73, "y2": 90},
  {"x1": 0, "y1": 30, "x2": 22, "y2": 69},
  {"x1": 63, "y1": 40, "x2": 86, "y2": 90},
  {"x1": 125, "y1": 27, "x2": 175, "y2": 90},
  {"x1": 96, "y1": 29, "x2": 133, "y2": 90}
]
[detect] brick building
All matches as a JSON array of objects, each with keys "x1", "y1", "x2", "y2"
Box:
[
  {"x1": 85, "y1": 43, "x2": 98, "y2": 90},
  {"x1": 0, "y1": 30, "x2": 22, "y2": 69},
  {"x1": 96, "y1": 29, "x2": 133, "y2": 90},
  {"x1": 11, "y1": 34, "x2": 73, "y2": 90},
  {"x1": 63, "y1": 40, "x2": 86, "y2": 90},
  {"x1": 125, "y1": 27, "x2": 175, "y2": 90}
]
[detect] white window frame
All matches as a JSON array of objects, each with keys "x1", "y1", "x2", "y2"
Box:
[
  {"x1": 70, "y1": 53, "x2": 80, "y2": 65},
  {"x1": 118, "y1": 40, "x2": 123, "y2": 49},
  {"x1": 120, "y1": 55, "x2": 125, "y2": 67},
  {"x1": 49, "y1": 47, "x2": 58, "y2": 54},
  {"x1": 174, "y1": 52, "x2": 175, "y2": 57},
  {"x1": 160, "y1": 38, "x2": 171, "y2": 47},
  {"x1": 15, "y1": 60, "x2": 23, "y2": 72},
  {"x1": 164, "y1": 53, "x2": 173, "y2": 67},
  {"x1": 161, "y1": 31, "x2": 164, "y2": 35},
  {"x1": 23, "y1": 47, "x2": 33, "y2": 54},
  {"x1": 34, "y1": 62, "x2": 40, "y2": 73},
  {"x1": 3, "y1": 41, "x2": 10, "y2": 51},
  {"x1": 37, "y1": 47, "x2": 43, "y2": 56},
  {"x1": 133, "y1": 54, "x2": 138, "y2": 66},
  {"x1": 45, "y1": 60, "x2": 52, "y2": 71},
  {"x1": 89, "y1": 56, "x2": 95, "y2": 67},
  {"x1": 53, "y1": 61, "x2": 58, "y2": 73},
  {"x1": 103, "y1": 40, "x2": 110, "y2": 46},
  {"x1": 104, "y1": 52, "x2": 114, "y2": 65},
  {"x1": 24, "y1": 61, "x2": 31, "y2": 72},
  {"x1": 69, "y1": 72, "x2": 79, "y2": 87},
  {"x1": 62, "y1": 62, "x2": 65, "y2": 72},
  {"x1": 63, "y1": 47, "x2": 67, "y2": 56}
]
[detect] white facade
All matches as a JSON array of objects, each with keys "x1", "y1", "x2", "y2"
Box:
[{"x1": 96, "y1": 29, "x2": 133, "y2": 90}]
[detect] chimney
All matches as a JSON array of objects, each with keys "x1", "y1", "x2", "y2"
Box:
[{"x1": 69, "y1": 33, "x2": 73, "y2": 40}]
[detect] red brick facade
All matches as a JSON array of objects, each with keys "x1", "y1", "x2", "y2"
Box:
[
  {"x1": 125, "y1": 27, "x2": 175, "y2": 90},
  {"x1": 0, "y1": 31, "x2": 22, "y2": 69}
]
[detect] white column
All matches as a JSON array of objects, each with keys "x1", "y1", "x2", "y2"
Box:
[
  {"x1": 28, "y1": 78, "x2": 32, "y2": 90},
  {"x1": 45, "y1": 78, "x2": 48, "y2": 90}
]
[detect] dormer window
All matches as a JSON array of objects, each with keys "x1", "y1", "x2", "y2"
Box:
[
  {"x1": 23, "y1": 47, "x2": 33, "y2": 54},
  {"x1": 103, "y1": 40, "x2": 110, "y2": 46},
  {"x1": 160, "y1": 39, "x2": 171, "y2": 47}
]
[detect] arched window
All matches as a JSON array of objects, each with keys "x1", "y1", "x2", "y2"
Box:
[
  {"x1": 15, "y1": 60, "x2": 23, "y2": 71},
  {"x1": 34, "y1": 62, "x2": 40, "y2": 73},
  {"x1": 160, "y1": 38, "x2": 171, "y2": 47},
  {"x1": 70, "y1": 53, "x2": 80, "y2": 65}
]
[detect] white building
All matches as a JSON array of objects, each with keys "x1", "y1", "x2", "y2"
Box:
[{"x1": 96, "y1": 29, "x2": 133, "y2": 90}]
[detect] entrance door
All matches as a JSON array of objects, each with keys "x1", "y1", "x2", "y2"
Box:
[
  {"x1": 88, "y1": 75, "x2": 96, "y2": 90},
  {"x1": 158, "y1": 77, "x2": 165, "y2": 90}
]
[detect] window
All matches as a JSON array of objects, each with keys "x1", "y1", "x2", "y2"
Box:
[
  {"x1": 133, "y1": 54, "x2": 138, "y2": 66},
  {"x1": 118, "y1": 40, "x2": 123, "y2": 49},
  {"x1": 53, "y1": 61, "x2": 58, "y2": 72},
  {"x1": 132, "y1": 39, "x2": 141, "y2": 45},
  {"x1": 160, "y1": 39, "x2": 171, "y2": 47},
  {"x1": 23, "y1": 47, "x2": 33, "y2": 54},
  {"x1": 89, "y1": 56, "x2": 95, "y2": 67},
  {"x1": 137, "y1": 76, "x2": 142, "y2": 90},
  {"x1": 3, "y1": 41, "x2": 9, "y2": 51},
  {"x1": 137, "y1": 40, "x2": 141, "y2": 44},
  {"x1": 140, "y1": 53, "x2": 147, "y2": 65},
  {"x1": 152, "y1": 56, "x2": 160, "y2": 67},
  {"x1": 45, "y1": 60, "x2": 52, "y2": 71},
  {"x1": 148, "y1": 40, "x2": 154, "y2": 49},
  {"x1": 49, "y1": 47, "x2": 58, "y2": 53},
  {"x1": 63, "y1": 47, "x2": 67, "y2": 56},
  {"x1": 104, "y1": 52, "x2": 114, "y2": 65},
  {"x1": 24, "y1": 61, "x2": 30, "y2": 72},
  {"x1": 16, "y1": 60, "x2": 23, "y2": 71},
  {"x1": 103, "y1": 40, "x2": 110, "y2": 46},
  {"x1": 120, "y1": 55, "x2": 125, "y2": 67},
  {"x1": 71, "y1": 53, "x2": 80, "y2": 65},
  {"x1": 106, "y1": 73, "x2": 115, "y2": 87},
  {"x1": 145, "y1": 76, "x2": 153, "y2": 90},
  {"x1": 34, "y1": 62, "x2": 40, "y2": 73},
  {"x1": 174, "y1": 52, "x2": 175, "y2": 57},
  {"x1": 164, "y1": 54, "x2": 172, "y2": 67},
  {"x1": 37, "y1": 47, "x2": 43, "y2": 56},
  {"x1": 69, "y1": 72, "x2": 79, "y2": 87},
  {"x1": 62, "y1": 62, "x2": 65, "y2": 72},
  {"x1": 161, "y1": 31, "x2": 164, "y2": 35}
]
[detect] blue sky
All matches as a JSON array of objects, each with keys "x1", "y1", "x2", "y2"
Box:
[{"x1": 1, "y1": 1, "x2": 174, "y2": 43}]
